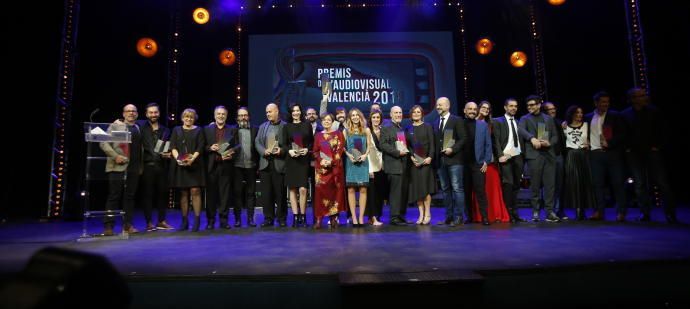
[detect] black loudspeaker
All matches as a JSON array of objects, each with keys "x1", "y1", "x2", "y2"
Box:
[{"x1": 0, "y1": 247, "x2": 130, "y2": 309}]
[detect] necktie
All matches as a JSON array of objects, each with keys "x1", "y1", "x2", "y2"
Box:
[
  {"x1": 439, "y1": 116, "x2": 445, "y2": 131},
  {"x1": 510, "y1": 118, "x2": 518, "y2": 147}
]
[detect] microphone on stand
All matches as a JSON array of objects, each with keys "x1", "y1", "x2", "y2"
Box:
[{"x1": 89, "y1": 108, "x2": 100, "y2": 122}]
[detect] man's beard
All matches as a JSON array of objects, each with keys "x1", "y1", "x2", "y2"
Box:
[{"x1": 238, "y1": 120, "x2": 249, "y2": 128}]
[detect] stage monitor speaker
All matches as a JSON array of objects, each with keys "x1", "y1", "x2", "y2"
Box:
[{"x1": 0, "y1": 247, "x2": 130, "y2": 309}]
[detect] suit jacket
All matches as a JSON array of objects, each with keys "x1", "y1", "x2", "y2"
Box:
[
  {"x1": 380, "y1": 122, "x2": 409, "y2": 175},
  {"x1": 203, "y1": 123, "x2": 239, "y2": 173},
  {"x1": 492, "y1": 115, "x2": 534, "y2": 158},
  {"x1": 473, "y1": 120, "x2": 493, "y2": 165},
  {"x1": 255, "y1": 120, "x2": 288, "y2": 173},
  {"x1": 586, "y1": 109, "x2": 627, "y2": 152},
  {"x1": 432, "y1": 114, "x2": 467, "y2": 167},
  {"x1": 518, "y1": 113, "x2": 558, "y2": 159}
]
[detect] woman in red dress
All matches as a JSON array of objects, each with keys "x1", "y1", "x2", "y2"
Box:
[
  {"x1": 312, "y1": 113, "x2": 347, "y2": 228},
  {"x1": 472, "y1": 101, "x2": 511, "y2": 223}
]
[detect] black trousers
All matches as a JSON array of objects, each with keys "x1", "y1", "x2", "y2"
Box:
[
  {"x1": 626, "y1": 150, "x2": 676, "y2": 215},
  {"x1": 499, "y1": 155, "x2": 524, "y2": 217},
  {"x1": 140, "y1": 163, "x2": 168, "y2": 224},
  {"x1": 104, "y1": 171, "x2": 140, "y2": 226},
  {"x1": 206, "y1": 162, "x2": 234, "y2": 223},
  {"x1": 590, "y1": 150, "x2": 627, "y2": 213},
  {"x1": 233, "y1": 166, "x2": 257, "y2": 218},
  {"x1": 468, "y1": 163, "x2": 489, "y2": 220},
  {"x1": 387, "y1": 170, "x2": 409, "y2": 218},
  {"x1": 365, "y1": 170, "x2": 387, "y2": 218},
  {"x1": 259, "y1": 161, "x2": 286, "y2": 221}
]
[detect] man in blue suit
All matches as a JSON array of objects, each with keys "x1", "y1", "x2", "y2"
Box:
[{"x1": 463, "y1": 102, "x2": 492, "y2": 225}]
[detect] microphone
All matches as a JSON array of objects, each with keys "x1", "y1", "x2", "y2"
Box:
[{"x1": 89, "y1": 108, "x2": 100, "y2": 122}]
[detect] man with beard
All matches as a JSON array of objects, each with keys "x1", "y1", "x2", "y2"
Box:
[
  {"x1": 137, "y1": 103, "x2": 173, "y2": 231},
  {"x1": 232, "y1": 107, "x2": 259, "y2": 227}
]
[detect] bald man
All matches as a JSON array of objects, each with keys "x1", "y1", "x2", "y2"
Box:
[
  {"x1": 380, "y1": 106, "x2": 410, "y2": 225},
  {"x1": 100, "y1": 104, "x2": 144, "y2": 235},
  {"x1": 255, "y1": 103, "x2": 289, "y2": 227}
]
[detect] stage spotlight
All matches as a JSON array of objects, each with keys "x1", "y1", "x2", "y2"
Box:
[
  {"x1": 510, "y1": 51, "x2": 527, "y2": 67},
  {"x1": 548, "y1": 0, "x2": 566, "y2": 5},
  {"x1": 193, "y1": 7, "x2": 210, "y2": 24},
  {"x1": 219, "y1": 49, "x2": 236, "y2": 66},
  {"x1": 476, "y1": 38, "x2": 494, "y2": 55},
  {"x1": 136, "y1": 37, "x2": 158, "y2": 58}
]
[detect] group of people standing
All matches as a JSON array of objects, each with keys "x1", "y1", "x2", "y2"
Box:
[{"x1": 98, "y1": 87, "x2": 677, "y2": 235}]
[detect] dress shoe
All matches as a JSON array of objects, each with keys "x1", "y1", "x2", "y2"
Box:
[
  {"x1": 247, "y1": 217, "x2": 257, "y2": 227},
  {"x1": 616, "y1": 213, "x2": 626, "y2": 222},
  {"x1": 260, "y1": 219, "x2": 274, "y2": 227},
  {"x1": 589, "y1": 210, "x2": 603, "y2": 221},
  {"x1": 510, "y1": 215, "x2": 527, "y2": 223},
  {"x1": 234, "y1": 219, "x2": 242, "y2": 228},
  {"x1": 390, "y1": 217, "x2": 408, "y2": 226},
  {"x1": 545, "y1": 212, "x2": 562, "y2": 223},
  {"x1": 278, "y1": 218, "x2": 288, "y2": 227},
  {"x1": 438, "y1": 217, "x2": 452, "y2": 225},
  {"x1": 532, "y1": 211, "x2": 540, "y2": 222},
  {"x1": 156, "y1": 221, "x2": 174, "y2": 230},
  {"x1": 220, "y1": 223, "x2": 232, "y2": 229},
  {"x1": 145, "y1": 222, "x2": 156, "y2": 232},
  {"x1": 666, "y1": 213, "x2": 679, "y2": 224},
  {"x1": 206, "y1": 219, "x2": 215, "y2": 230},
  {"x1": 638, "y1": 213, "x2": 651, "y2": 222},
  {"x1": 124, "y1": 224, "x2": 139, "y2": 234},
  {"x1": 575, "y1": 209, "x2": 586, "y2": 221},
  {"x1": 103, "y1": 225, "x2": 114, "y2": 236},
  {"x1": 450, "y1": 217, "x2": 464, "y2": 227},
  {"x1": 481, "y1": 219, "x2": 490, "y2": 226}
]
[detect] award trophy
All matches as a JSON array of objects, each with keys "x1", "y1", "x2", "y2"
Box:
[
  {"x1": 319, "y1": 141, "x2": 333, "y2": 162},
  {"x1": 412, "y1": 142, "x2": 426, "y2": 165},
  {"x1": 537, "y1": 122, "x2": 549, "y2": 140},
  {"x1": 348, "y1": 137, "x2": 364, "y2": 164},
  {"x1": 154, "y1": 139, "x2": 170, "y2": 154},
  {"x1": 395, "y1": 131, "x2": 408, "y2": 152},
  {"x1": 442, "y1": 129, "x2": 455, "y2": 150}
]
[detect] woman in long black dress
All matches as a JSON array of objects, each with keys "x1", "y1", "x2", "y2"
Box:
[
  {"x1": 285, "y1": 103, "x2": 314, "y2": 227},
  {"x1": 170, "y1": 108, "x2": 206, "y2": 231},
  {"x1": 405, "y1": 105, "x2": 436, "y2": 225},
  {"x1": 563, "y1": 105, "x2": 596, "y2": 220}
]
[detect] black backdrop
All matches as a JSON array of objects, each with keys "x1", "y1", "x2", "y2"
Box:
[{"x1": 4, "y1": 0, "x2": 688, "y2": 219}]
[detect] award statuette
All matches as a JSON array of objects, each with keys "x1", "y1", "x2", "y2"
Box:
[
  {"x1": 412, "y1": 142, "x2": 426, "y2": 164},
  {"x1": 319, "y1": 141, "x2": 333, "y2": 162},
  {"x1": 320, "y1": 73, "x2": 332, "y2": 96},
  {"x1": 154, "y1": 139, "x2": 170, "y2": 154},
  {"x1": 348, "y1": 137, "x2": 364, "y2": 164},
  {"x1": 537, "y1": 122, "x2": 549, "y2": 140},
  {"x1": 291, "y1": 134, "x2": 304, "y2": 151},
  {"x1": 177, "y1": 153, "x2": 192, "y2": 165},
  {"x1": 266, "y1": 134, "x2": 278, "y2": 154},
  {"x1": 217, "y1": 141, "x2": 231, "y2": 156},
  {"x1": 442, "y1": 129, "x2": 455, "y2": 150},
  {"x1": 395, "y1": 131, "x2": 408, "y2": 152}
]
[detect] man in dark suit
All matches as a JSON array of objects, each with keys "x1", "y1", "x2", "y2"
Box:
[
  {"x1": 621, "y1": 88, "x2": 677, "y2": 223},
  {"x1": 585, "y1": 91, "x2": 628, "y2": 221},
  {"x1": 543, "y1": 102, "x2": 568, "y2": 220},
  {"x1": 492, "y1": 98, "x2": 540, "y2": 223},
  {"x1": 519, "y1": 95, "x2": 561, "y2": 222},
  {"x1": 137, "y1": 102, "x2": 173, "y2": 231},
  {"x1": 380, "y1": 106, "x2": 410, "y2": 225},
  {"x1": 232, "y1": 107, "x2": 259, "y2": 227},
  {"x1": 255, "y1": 103, "x2": 289, "y2": 227},
  {"x1": 433, "y1": 97, "x2": 467, "y2": 226},
  {"x1": 463, "y1": 102, "x2": 493, "y2": 225},
  {"x1": 204, "y1": 106, "x2": 239, "y2": 229}
]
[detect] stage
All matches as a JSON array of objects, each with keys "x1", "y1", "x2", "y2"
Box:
[{"x1": 1, "y1": 206, "x2": 689, "y2": 308}]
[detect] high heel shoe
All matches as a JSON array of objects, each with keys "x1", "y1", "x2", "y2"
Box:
[
  {"x1": 416, "y1": 215, "x2": 424, "y2": 225},
  {"x1": 179, "y1": 216, "x2": 189, "y2": 231},
  {"x1": 292, "y1": 214, "x2": 298, "y2": 228},
  {"x1": 191, "y1": 216, "x2": 200, "y2": 232},
  {"x1": 422, "y1": 215, "x2": 431, "y2": 225}
]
